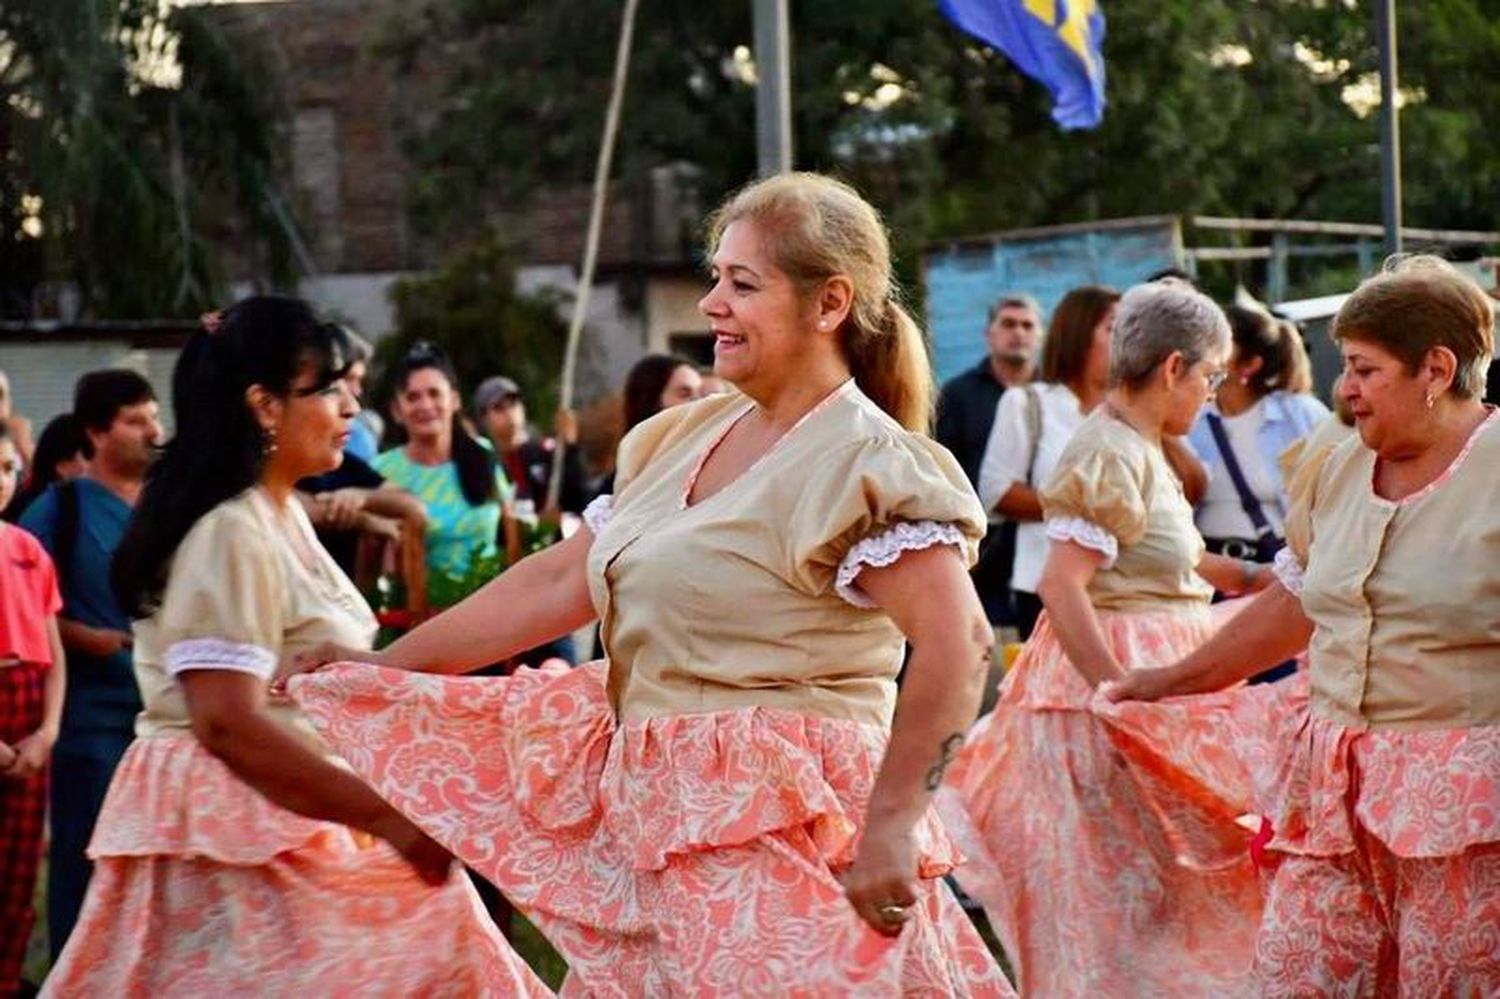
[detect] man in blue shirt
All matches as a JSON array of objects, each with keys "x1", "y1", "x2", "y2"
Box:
[{"x1": 20, "y1": 369, "x2": 159, "y2": 959}]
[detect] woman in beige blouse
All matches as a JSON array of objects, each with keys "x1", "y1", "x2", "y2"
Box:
[
  {"x1": 284, "y1": 174, "x2": 1013, "y2": 995},
  {"x1": 940, "y1": 279, "x2": 1275, "y2": 997},
  {"x1": 1106, "y1": 256, "x2": 1500, "y2": 995},
  {"x1": 44, "y1": 297, "x2": 546, "y2": 996}
]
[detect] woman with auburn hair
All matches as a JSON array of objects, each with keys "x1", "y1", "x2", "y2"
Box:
[
  {"x1": 1106, "y1": 256, "x2": 1500, "y2": 995},
  {"x1": 43, "y1": 298, "x2": 546, "y2": 996},
  {"x1": 941, "y1": 280, "x2": 1272, "y2": 997},
  {"x1": 282, "y1": 174, "x2": 1012, "y2": 995},
  {"x1": 977, "y1": 284, "x2": 1118, "y2": 639},
  {"x1": 594, "y1": 353, "x2": 702, "y2": 497}
]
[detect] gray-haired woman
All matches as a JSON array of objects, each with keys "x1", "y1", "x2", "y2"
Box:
[{"x1": 939, "y1": 279, "x2": 1273, "y2": 997}]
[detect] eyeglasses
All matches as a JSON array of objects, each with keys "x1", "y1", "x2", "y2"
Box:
[{"x1": 1204, "y1": 369, "x2": 1228, "y2": 392}]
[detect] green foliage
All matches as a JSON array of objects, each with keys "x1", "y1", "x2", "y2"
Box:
[
  {"x1": 377, "y1": 0, "x2": 1500, "y2": 302},
  {"x1": 426, "y1": 544, "x2": 508, "y2": 609},
  {"x1": 0, "y1": 0, "x2": 295, "y2": 318},
  {"x1": 377, "y1": 234, "x2": 572, "y2": 424}
]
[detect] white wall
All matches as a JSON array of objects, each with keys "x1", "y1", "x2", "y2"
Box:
[
  {"x1": 0, "y1": 342, "x2": 182, "y2": 434},
  {"x1": 230, "y1": 271, "x2": 410, "y2": 340}
]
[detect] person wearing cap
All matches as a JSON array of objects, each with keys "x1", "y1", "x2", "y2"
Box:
[{"x1": 475, "y1": 375, "x2": 587, "y2": 525}]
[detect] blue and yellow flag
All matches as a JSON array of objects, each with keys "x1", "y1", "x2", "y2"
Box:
[{"x1": 938, "y1": 0, "x2": 1106, "y2": 130}]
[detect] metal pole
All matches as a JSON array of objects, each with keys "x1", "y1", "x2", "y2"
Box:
[
  {"x1": 1375, "y1": 0, "x2": 1402, "y2": 258},
  {"x1": 545, "y1": 0, "x2": 641, "y2": 514},
  {"x1": 754, "y1": 0, "x2": 792, "y2": 176}
]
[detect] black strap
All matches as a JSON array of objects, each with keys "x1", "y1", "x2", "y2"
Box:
[
  {"x1": 1204, "y1": 412, "x2": 1275, "y2": 540},
  {"x1": 55, "y1": 477, "x2": 81, "y2": 572}
]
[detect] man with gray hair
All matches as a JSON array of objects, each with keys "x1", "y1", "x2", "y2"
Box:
[{"x1": 936, "y1": 293, "x2": 1042, "y2": 627}]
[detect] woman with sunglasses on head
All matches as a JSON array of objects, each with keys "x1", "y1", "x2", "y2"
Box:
[
  {"x1": 42, "y1": 298, "x2": 546, "y2": 996},
  {"x1": 1186, "y1": 307, "x2": 1328, "y2": 680},
  {"x1": 940, "y1": 280, "x2": 1273, "y2": 997}
]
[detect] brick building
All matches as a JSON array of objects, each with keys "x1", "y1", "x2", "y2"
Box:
[{"x1": 215, "y1": 0, "x2": 710, "y2": 402}]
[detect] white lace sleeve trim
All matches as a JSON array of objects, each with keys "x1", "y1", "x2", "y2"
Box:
[
  {"x1": 835, "y1": 521, "x2": 968, "y2": 608},
  {"x1": 582, "y1": 494, "x2": 613, "y2": 536},
  {"x1": 1045, "y1": 516, "x2": 1120, "y2": 569},
  {"x1": 1272, "y1": 546, "x2": 1305, "y2": 596},
  {"x1": 164, "y1": 638, "x2": 278, "y2": 681}
]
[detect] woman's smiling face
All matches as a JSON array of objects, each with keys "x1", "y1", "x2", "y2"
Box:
[{"x1": 698, "y1": 220, "x2": 821, "y2": 397}]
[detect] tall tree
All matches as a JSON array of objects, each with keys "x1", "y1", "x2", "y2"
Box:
[
  {"x1": 0, "y1": 0, "x2": 297, "y2": 319},
  {"x1": 377, "y1": 0, "x2": 1500, "y2": 297}
]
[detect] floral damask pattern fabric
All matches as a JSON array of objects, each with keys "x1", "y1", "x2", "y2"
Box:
[
  {"x1": 1098, "y1": 675, "x2": 1500, "y2": 859},
  {"x1": 938, "y1": 608, "x2": 1264, "y2": 998},
  {"x1": 1099, "y1": 673, "x2": 1500, "y2": 994},
  {"x1": 291, "y1": 660, "x2": 1015, "y2": 997},
  {"x1": 43, "y1": 735, "x2": 550, "y2": 997},
  {"x1": 1252, "y1": 837, "x2": 1500, "y2": 996}
]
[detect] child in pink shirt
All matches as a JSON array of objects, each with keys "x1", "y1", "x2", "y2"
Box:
[{"x1": 0, "y1": 423, "x2": 66, "y2": 994}]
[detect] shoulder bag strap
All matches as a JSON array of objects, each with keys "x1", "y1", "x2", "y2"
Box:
[
  {"x1": 1205, "y1": 412, "x2": 1275, "y2": 540},
  {"x1": 1023, "y1": 385, "x2": 1043, "y2": 486}
]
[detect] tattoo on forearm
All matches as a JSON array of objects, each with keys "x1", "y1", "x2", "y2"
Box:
[{"x1": 924, "y1": 732, "x2": 965, "y2": 791}]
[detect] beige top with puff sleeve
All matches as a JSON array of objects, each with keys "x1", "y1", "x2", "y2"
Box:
[
  {"x1": 586, "y1": 382, "x2": 987, "y2": 728},
  {"x1": 1282, "y1": 409, "x2": 1500, "y2": 730},
  {"x1": 1040, "y1": 409, "x2": 1213, "y2": 613},
  {"x1": 133, "y1": 489, "x2": 378, "y2": 741}
]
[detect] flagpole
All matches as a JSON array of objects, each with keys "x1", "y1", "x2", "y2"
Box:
[
  {"x1": 754, "y1": 0, "x2": 792, "y2": 176},
  {"x1": 1375, "y1": 0, "x2": 1401, "y2": 257}
]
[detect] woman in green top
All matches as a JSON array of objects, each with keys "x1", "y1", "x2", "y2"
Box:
[{"x1": 374, "y1": 342, "x2": 519, "y2": 604}]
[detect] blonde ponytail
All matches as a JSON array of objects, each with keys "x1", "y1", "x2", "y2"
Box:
[
  {"x1": 841, "y1": 298, "x2": 933, "y2": 432},
  {"x1": 707, "y1": 172, "x2": 933, "y2": 431}
]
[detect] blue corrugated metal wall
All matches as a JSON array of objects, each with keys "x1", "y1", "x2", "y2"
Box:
[{"x1": 924, "y1": 221, "x2": 1183, "y2": 385}]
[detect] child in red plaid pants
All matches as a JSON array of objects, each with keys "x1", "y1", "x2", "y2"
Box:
[{"x1": 0, "y1": 428, "x2": 66, "y2": 997}]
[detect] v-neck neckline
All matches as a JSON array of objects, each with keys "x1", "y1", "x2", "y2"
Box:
[
  {"x1": 679, "y1": 380, "x2": 855, "y2": 511},
  {"x1": 1366, "y1": 405, "x2": 1496, "y2": 509},
  {"x1": 249, "y1": 488, "x2": 350, "y2": 600}
]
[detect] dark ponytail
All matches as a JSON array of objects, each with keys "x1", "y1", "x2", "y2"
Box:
[
  {"x1": 113, "y1": 296, "x2": 350, "y2": 616},
  {"x1": 391, "y1": 342, "x2": 497, "y2": 507},
  {"x1": 1227, "y1": 305, "x2": 1296, "y2": 396}
]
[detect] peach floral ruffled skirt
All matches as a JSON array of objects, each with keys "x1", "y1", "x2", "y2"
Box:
[
  {"x1": 1102, "y1": 676, "x2": 1500, "y2": 996},
  {"x1": 290, "y1": 660, "x2": 1014, "y2": 997},
  {"x1": 41, "y1": 734, "x2": 550, "y2": 997},
  {"x1": 938, "y1": 606, "x2": 1265, "y2": 998}
]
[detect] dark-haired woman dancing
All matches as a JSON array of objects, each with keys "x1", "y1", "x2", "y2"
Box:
[{"x1": 43, "y1": 298, "x2": 547, "y2": 995}]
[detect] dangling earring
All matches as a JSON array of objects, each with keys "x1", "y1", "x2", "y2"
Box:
[
  {"x1": 263, "y1": 427, "x2": 279, "y2": 455},
  {"x1": 1425, "y1": 392, "x2": 1436, "y2": 410}
]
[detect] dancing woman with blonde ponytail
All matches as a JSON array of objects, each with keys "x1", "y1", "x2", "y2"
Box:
[{"x1": 277, "y1": 173, "x2": 1014, "y2": 995}]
